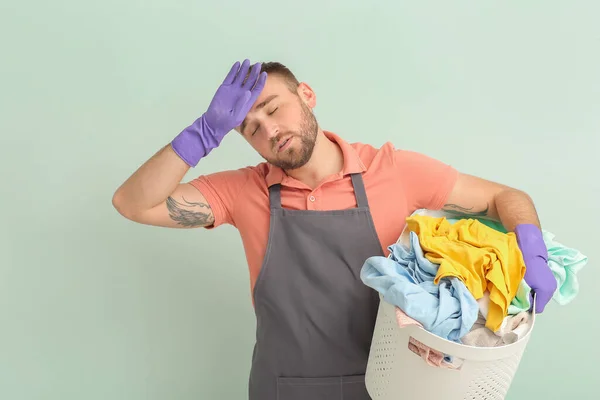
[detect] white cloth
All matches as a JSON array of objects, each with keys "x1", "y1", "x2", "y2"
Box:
[{"x1": 462, "y1": 290, "x2": 532, "y2": 347}]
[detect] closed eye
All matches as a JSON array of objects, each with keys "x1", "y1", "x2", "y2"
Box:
[{"x1": 251, "y1": 108, "x2": 278, "y2": 135}]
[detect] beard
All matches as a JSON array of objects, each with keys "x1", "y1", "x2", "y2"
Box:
[{"x1": 263, "y1": 101, "x2": 319, "y2": 170}]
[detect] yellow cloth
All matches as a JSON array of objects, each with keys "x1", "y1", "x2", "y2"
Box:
[{"x1": 405, "y1": 215, "x2": 526, "y2": 332}]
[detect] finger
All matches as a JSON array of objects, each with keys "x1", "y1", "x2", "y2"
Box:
[
  {"x1": 535, "y1": 301, "x2": 545, "y2": 313},
  {"x1": 233, "y1": 91, "x2": 252, "y2": 121},
  {"x1": 233, "y1": 59, "x2": 251, "y2": 86},
  {"x1": 253, "y1": 71, "x2": 267, "y2": 92},
  {"x1": 242, "y1": 63, "x2": 262, "y2": 90},
  {"x1": 535, "y1": 291, "x2": 551, "y2": 313},
  {"x1": 249, "y1": 71, "x2": 267, "y2": 103},
  {"x1": 222, "y1": 61, "x2": 241, "y2": 85}
]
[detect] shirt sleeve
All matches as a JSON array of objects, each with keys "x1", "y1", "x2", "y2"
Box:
[
  {"x1": 394, "y1": 149, "x2": 459, "y2": 211},
  {"x1": 187, "y1": 167, "x2": 251, "y2": 228}
]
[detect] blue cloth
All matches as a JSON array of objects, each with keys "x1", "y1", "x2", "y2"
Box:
[{"x1": 361, "y1": 231, "x2": 479, "y2": 343}]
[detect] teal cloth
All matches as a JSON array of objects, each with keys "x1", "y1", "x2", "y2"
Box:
[{"x1": 446, "y1": 218, "x2": 587, "y2": 314}]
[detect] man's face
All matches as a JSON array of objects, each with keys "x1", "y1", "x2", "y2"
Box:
[{"x1": 237, "y1": 75, "x2": 319, "y2": 170}]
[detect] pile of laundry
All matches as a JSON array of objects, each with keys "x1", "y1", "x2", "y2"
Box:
[{"x1": 360, "y1": 211, "x2": 588, "y2": 368}]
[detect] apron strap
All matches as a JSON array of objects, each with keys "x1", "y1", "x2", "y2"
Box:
[
  {"x1": 350, "y1": 173, "x2": 369, "y2": 208},
  {"x1": 269, "y1": 184, "x2": 282, "y2": 209},
  {"x1": 268, "y1": 173, "x2": 369, "y2": 209}
]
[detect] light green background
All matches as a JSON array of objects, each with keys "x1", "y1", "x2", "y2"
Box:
[{"x1": 1, "y1": 1, "x2": 598, "y2": 399}]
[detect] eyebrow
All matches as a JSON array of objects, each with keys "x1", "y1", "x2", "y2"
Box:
[{"x1": 240, "y1": 94, "x2": 278, "y2": 134}]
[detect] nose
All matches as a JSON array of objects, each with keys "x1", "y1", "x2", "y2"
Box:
[{"x1": 263, "y1": 122, "x2": 279, "y2": 140}]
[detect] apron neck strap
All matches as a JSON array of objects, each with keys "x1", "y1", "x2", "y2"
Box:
[
  {"x1": 268, "y1": 173, "x2": 369, "y2": 209},
  {"x1": 269, "y1": 184, "x2": 282, "y2": 209},
  {"x1": 350, "y1": 173, "x2": 369, "y2": 208}
]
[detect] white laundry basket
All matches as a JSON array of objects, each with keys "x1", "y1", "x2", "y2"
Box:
[{"x1": 364, "y1": 209, "x2": 536, "y2": 400}]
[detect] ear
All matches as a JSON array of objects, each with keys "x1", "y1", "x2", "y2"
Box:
[{"x1": 296, "y1": 82, "x2": 316, "y2": 108}]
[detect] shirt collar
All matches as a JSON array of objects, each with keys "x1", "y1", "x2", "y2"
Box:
[{"x1": 265, "y1": 130, "x2": 366, "y2": 188}]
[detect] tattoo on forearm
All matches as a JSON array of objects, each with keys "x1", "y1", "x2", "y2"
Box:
[
  {"x1": 166, "y1": 196, "x2": 214, "y2": 227},
  {"x1": 442, "y1": 203, "x2": 489, "y2": 217}
]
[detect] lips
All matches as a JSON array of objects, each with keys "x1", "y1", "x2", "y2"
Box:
[{"x1": 277, "y1": 137, "x2": 292, "y2": 152}]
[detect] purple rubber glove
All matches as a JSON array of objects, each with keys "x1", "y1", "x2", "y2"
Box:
[
  {"x1": 515, "y1": 224, "x2": 557, "y2": 313},
  {"x1": 171, "y1": 59, "x2": 267, "y2": 166}
]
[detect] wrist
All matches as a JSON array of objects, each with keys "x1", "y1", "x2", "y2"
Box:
[{"x1": 171, "y1": 114, "x2": 219, "y2": 167}]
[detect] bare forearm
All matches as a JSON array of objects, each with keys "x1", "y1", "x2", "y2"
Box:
[
  {"x1": 493, "y1": 189, "x2": 541, "y2": 232},
  {"x1": 112, "y1": 144, "x2": 190, "y2": 214}
]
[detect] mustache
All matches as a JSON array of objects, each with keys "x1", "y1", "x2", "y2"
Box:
[{"x1": 271, "y1": 132, "x2": 297, "y2": 146}]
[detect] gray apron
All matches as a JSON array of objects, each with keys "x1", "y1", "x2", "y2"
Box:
[{"x1": 248, "y1": 173, "x2": 385, "y2": 400}]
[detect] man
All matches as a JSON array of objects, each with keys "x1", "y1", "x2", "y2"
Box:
[{"x1": 112, "y1": 59, "x2": 556, "y2": 399}]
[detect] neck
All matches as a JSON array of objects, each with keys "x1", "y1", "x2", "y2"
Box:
[{"x1": 284, "y1": 130, "x2": 343, "y2": 189}]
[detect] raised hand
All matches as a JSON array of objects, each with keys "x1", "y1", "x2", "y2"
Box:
[{"x1": 171, "y1": 59, "x2": 267, "y2": 167}]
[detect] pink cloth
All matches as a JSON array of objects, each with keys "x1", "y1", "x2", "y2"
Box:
[{"x1": 395, "y1": 307, "x2": 458, "y2": 369}]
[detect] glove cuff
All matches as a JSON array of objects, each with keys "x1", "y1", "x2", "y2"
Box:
[{"x1": 171, "y1": 114, "x2": 217, "y2": 167}]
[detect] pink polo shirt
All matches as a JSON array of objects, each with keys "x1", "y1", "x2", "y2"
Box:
[{"x1": 189, "y1": 131, "x2": 459, "y2": 295}]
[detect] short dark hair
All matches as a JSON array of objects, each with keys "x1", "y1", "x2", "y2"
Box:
[{"x1": 245, "y1": 61, "x2": 300, "y2": 93}]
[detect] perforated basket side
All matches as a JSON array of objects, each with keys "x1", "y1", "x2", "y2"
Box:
[
  {"x1": 463, "y1": 352, "x2": 528, "y2": 399},
  {"x1": 365, "y1": 295, "x2": 534, "y2": 400},
  {"x1": 365, "y1": 297, "x2": 402, "y2": 399}
]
